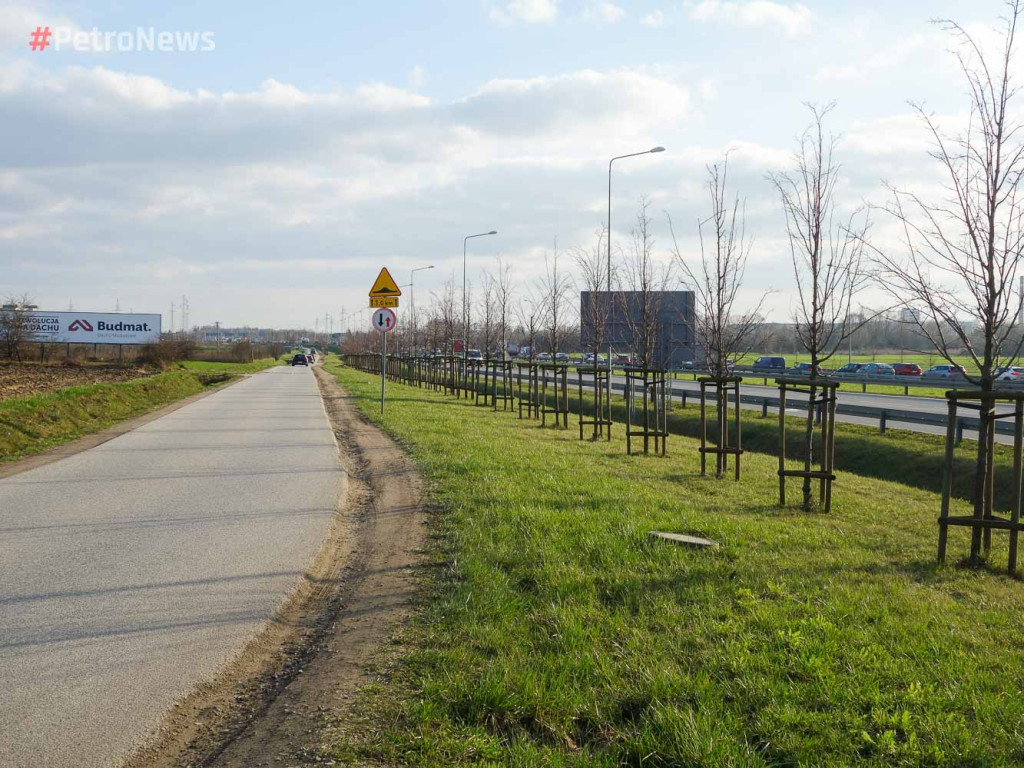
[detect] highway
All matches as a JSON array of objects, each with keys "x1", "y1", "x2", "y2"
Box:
[
  {"x1": 561, "y1": 371, "x2": 1010, "y2": 443},
  {"x1": 0, "y1": 366, "x2": 344, "y2": 767}
]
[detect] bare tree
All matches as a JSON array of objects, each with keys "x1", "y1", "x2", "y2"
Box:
[
  {"x1": 769, "y1": 104, "x2": 870, "y2": 510},
  {"x1": 869, "y1": 2, "x2": 1024, "y2": 560},
  {"x1": 542, "y1": 238, "x2": 574, "y2": 357},
  {"x1": 621, "y1": 198, "x2": 672, "y2": 368},
  {"x1": 436, "y1": 274, "x2": 459, "y2": 355},
  {"x1": 670, "y1": 157, "x2": 769, "y2": 377},
  {"x1": 0, "y1": 294, "x2": 36, "y2": 361},
  {"x1": 572, "y1": 225, "x2": 610, "y2": 362},
  {"x1": 494, "y1": 257, "x2": 515, "y2": 359},
  {"x1": 516, "y1": 285, "x2": 544, "y2": 361},
  {"x1": 479, "y1": 270, "x2": 497, "y2": 358}
]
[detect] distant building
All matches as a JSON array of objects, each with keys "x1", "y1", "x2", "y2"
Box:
[
  {"x1": 899, "y1": 307, "x2": 922, "y2": 324},
  {"x1": 580, "y1": 290, "x2": 696, "y2": 369}
]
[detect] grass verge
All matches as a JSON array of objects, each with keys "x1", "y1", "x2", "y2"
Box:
[
  {"x1": 0, "y1": 369, "x2": 232, "y2": 464},
  {"x1": 178, "y1": 357, "x2": 284, "y2": 374},
  {"x1": 325, "y1": 357, "x2": 1024, "y2": 767}
]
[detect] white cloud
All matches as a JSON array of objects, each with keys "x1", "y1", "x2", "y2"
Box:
[
  {"x1": 640, "y1": 10, "x2": 665, "y2": 28},
  {"x1": 688, "y1": 0, "x2": 812, "y2": 37},
  {"x1": 584, "y1": 1, "x2": 624, "y2": 23},
  {"x1": 489, "y1": 0, "x2": 559, "y2": 24},
  {"x1": 0, "y1": 2, "x2": 81, "y2": 46}
]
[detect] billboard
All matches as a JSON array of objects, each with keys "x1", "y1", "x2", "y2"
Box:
[{"x1": 20, "y1": 311, "x2": 162, "y2": 345}]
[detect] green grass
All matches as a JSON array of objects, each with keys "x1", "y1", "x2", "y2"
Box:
[
  {"x1": 0, "y1": 370, "x2": 229, "y2": 464},
  {"x1": 178, "y1": 357, "x2": 284, "y2": 374},
  {"x1": 324, "y1": 357, "x2": 1024, "y2": 767}
]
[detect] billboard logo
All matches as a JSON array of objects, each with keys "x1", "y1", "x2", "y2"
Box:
[{"x1": 68, "y1": 319, "x2": 94, "y2": 332}]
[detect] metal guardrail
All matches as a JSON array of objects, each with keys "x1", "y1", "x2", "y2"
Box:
[{"x1": 508, "y1": 369, "x2": 1010, "y2": 443}]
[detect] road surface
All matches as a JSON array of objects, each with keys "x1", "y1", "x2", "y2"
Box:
[{"x1": 0, "y1": 366, "x2": 344, "y2": 767}]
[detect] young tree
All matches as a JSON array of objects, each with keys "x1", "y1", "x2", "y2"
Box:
[
  {"x1": 0, "y1": 294, "x2": 36, "y2": 361},
  {"x1": 621, "y1": 198, "x2": 672, "y2": 368},
  {"x1": 870, "y1": 2, "x2": 1024, "y2": 560},
  {"x1": 572, "y1": 225, "x2": 611, "y2": 362},
  {"x1": 437, "y1": 274, "x2": 459, "y2": 355},
  {"x1": 769, "y1": 104, "x2": 870, "y2": 510},
  {"x1": 479, "y1": 270, "x2": 497, "y2": 358},
  {"x1": 542, "y1": 239, "x2": 574, "y2": 357},
  {"x1": 669, "y1": 157, "x2": 768, "y2": 377},
  {"x1": 516, "y1": 286, "x2": 543, "y2": 362},
  {"x1": 494, "y1": 257, "x2": 515, "y2": 359}
]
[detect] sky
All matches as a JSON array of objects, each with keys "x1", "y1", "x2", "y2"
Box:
[{"x1": 0, "y1": 0, "x2": 1011, "y2": 332}]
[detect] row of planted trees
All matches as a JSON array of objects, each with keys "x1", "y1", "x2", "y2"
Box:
[{"x1": 349, "y1": 5, "x2": 1024, "y2": 574}]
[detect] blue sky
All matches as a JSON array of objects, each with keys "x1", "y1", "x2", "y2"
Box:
[{"x1": 0, "y1": 0, "x2": 1012, "y2": 330}]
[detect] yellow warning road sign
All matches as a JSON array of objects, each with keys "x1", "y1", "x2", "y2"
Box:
[
  {"x1": 369, "y1": 267, "x2": 402, "y2": 297},
  {"x1": 370, "y1": 296, "x2": 399, "y2": 308}
]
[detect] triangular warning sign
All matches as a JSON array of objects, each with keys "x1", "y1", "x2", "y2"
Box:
[{"x1": 369, "y1": 267, "x2": 402, "y2": 297}]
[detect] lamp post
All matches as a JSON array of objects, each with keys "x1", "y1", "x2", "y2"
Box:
[
  {"x1": 463, "y1": 231, "x2": 498, "y2": 356},
  {"x1": 410, "y1": 265, "x2": 435, "y2": 355},
  {"x1": 607, "y1": 147, "x2": 665, "y2": 371}
]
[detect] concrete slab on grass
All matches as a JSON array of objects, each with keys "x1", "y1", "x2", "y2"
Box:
[{"x1": 648, "y1": 531, "x2": 719, "y2": 549}]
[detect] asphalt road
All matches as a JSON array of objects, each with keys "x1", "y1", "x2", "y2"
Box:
[{"x1": 0, "y1": 366, "x2": 344, "y2": 767}]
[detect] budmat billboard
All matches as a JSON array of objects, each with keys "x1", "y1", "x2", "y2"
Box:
[{"x1": 20, "y1": 311, "x2": 162, "y2": 345}]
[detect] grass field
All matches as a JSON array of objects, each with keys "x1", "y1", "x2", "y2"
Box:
[
  {"x1": 178, "y1": 357, "x2": 285, "y2": 374},
  {"x1": 325, "y1": 358, "x2": 1024, "y2": 767}
]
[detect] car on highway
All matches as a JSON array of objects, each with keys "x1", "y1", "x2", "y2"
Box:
[
  {"x1": 555, "y1": 352, "x2": 570, "y2": 363},
  {"x1": 583, "y1": 353, "x2": 607, "y2": 365},
  {"x1": 752, "y1": 355, "x2": 786, "y2": 372},
  {"x1": 925, "y1": 363, "x2": 968, "y2": 378},
  {"x1": 291, "y1": 353, "x2": 309, "y2": 366},
  {"x1": 858, "y1": 362, "x2": 896, "y2": 377},
  {"x1": 612, "y1": 354, "x2": 633, "y2": 366},
  {"x1": 466, "y1": 349, "x2": 483, "y2": 361},
  {"x1": 997, "y1": 366, "x2": 1024, "y2": 381},
  {"x1": 892, "y1": 363, "x2": 923, "y2": 376},
  {"x1": 835, "y1": 362, "x2": 864, "y2": 376},
  {"x1": 789, "y1": 362, "x2": 824, "y2": 376},
  {"x1": 536, "y1": 352, "x2": 552, "y2": 362}
]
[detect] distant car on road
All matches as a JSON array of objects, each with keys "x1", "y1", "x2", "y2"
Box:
[
  {"x1": 858, "y1": 362, "x2": 896, "y2": 377},
  {"x1": 465, "y1": 349, "x2": 483, "y2": 361},
  {"x1": 752, "y1": 355, "x2": 786, "y2": 372},
  {"x1": 789, "y1": 362, "x2": 824, "y2": 377},
  {"x1": 925, "y1": 363, "x2": 968, "y2": 378},
  {"x1": 291, "y1": 354, "x2": 309, "y2": 366},
  {"x1": 997, "y1": 366, "x2": 1024, "y2": 381},
  {"x1": 835, "y1": 362, "x2": 864, "y2": 377},
  {"x1": 892, "y1": 363, "x2": 923, "y2": 376}
]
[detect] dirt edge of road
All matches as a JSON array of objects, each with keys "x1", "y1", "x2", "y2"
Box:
[{"x1": 124, "y1": 364, "x2": 427, "y2": 768}]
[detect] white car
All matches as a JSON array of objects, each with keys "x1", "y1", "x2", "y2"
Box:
[{"x1": 997, "y1": 366, "x2": 1024, "y2": 381}]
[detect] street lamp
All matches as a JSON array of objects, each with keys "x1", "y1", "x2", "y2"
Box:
[
  {"x1": 463, "y1": 231, "x2": 498, "y2": 356},
  {"x1": 410, "y1": 265, "x2": 434, "y2": 354},
  {"x1": 607, "y1": 147, "x2": 664, "y2": 370}
]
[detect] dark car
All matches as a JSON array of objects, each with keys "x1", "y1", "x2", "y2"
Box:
[
  {"x1": 892, "y1": 363, "x2": 923, "y2": 376},
  {"x1": 291, "y1": 353, "x2": 309, "y2": 366},
  {"x1": 752, "y1": 355, "x2": 786, "y2": 372},
  {"x1": 835, "y1": 362, "x2": 863, "y2": 376},
  {"x1": 790, "y1": 362, "x2": 824, "y2": 376}
]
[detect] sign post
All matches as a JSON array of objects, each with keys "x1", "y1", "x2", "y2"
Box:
[
  {"x1": 370, "y1": 270, "x2": 402, "y2": 413},
  {"x1": 371, "y1": 306, "x2": 397, "y2": 414}
]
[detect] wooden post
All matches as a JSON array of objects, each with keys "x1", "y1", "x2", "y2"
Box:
[
  {"x1": 938, "y1": 395, "x2": 957, "y2": 564},
  {"x1": 699, "y1": 381, "x2": 707, "y2": 476},
  {"x1": 778, "y1": 382, "x2": 787, "y2": 506},
  {"x1": 1011, "y1": 398, "x2": 1023, "y2": 575},
  {"x1": 734, "y1": 380, "x2": 742, "y2": 481}
]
